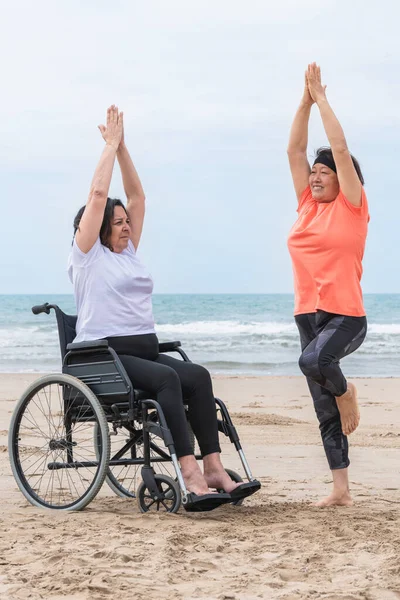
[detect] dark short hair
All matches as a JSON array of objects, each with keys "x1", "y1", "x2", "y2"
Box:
[
  {"x1": 314, "y1": 147, "x2": 365, "y2": 185},
  {"x1": 73, "y1": 198, "x2": 127, "y2": 251}
]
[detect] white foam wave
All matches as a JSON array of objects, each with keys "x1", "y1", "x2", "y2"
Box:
[
  {"x1": 158, "y1": 320, "x2": 400, "y2": 336},
  {"x1": 368, "y1": 324, "x2": 400, "y2": 334},
  {"x1": 156, "y1": 320, "x2": 297, "y2": 336}
]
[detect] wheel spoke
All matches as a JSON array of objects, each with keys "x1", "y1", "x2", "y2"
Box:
[{"x1": 11, "y1": 378, "x2": 108, "y2": 510}]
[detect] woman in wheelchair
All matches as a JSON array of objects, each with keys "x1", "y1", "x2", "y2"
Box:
[{"x1": 67, "y1": 105, "x2": 259, "y2": 511}]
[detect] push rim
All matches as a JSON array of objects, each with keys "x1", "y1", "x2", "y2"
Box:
[{"x1": 9, "y1": 374, "x2": 110, "y2": 510}]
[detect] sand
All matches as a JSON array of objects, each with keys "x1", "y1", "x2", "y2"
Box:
[{"x1": 0, "y1": 373, "x2": 399, "y2": 600}]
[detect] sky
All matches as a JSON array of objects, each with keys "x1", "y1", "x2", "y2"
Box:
[{"x1": 1, "y1": 0, "x2": 399, "y2": 294}]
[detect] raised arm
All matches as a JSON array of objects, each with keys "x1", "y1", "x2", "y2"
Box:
[
  {"x1": 307, "y1": 63, "x2": 362, "y2": 207},
  {"x1": 287, "y1": 72, "x2": 314, "y2": 201},
  {"x1": 116, "y1": 125, "x2": 145, "y2": 250},
  {"x1": 76, "y1": 105, "x2": 123, "y2": 253}
]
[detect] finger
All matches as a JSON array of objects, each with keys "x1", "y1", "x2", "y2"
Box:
[
  {"x1": 118, "y1": 110, "x2": 124, "y2": 126},
  {"x1": 98, "y1": 124, "x2": 106, "y2": 134},
  {"x1": 106, "y1": 107, "x2": 111, "y2": 128},
  {"x1": 311, "y1": 62, "x2": 317, "y2": 77}
]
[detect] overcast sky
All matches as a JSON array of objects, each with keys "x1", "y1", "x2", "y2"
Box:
[{"x1": 1, "y1": 0, "x2": 399, "y2": 294}]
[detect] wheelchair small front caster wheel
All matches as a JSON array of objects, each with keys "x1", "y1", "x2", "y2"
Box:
[{"x1": 137, "y1": 474, "x2": 181, "y2": 513}]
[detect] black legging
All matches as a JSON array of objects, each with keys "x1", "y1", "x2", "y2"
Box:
[
  {"x1": 295, "y1": 310, "x2": 367, "y2": 470},
  {"x1": 105, "y1": 334, "x2": 220, "y2": 459}
]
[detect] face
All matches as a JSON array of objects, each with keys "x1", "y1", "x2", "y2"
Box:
[
  {"x1": 108, "y1": 205, "x2": 131, "y2": 252},
  {"x1": 309, "y1": 163, "x2": 339, "y2": 203}
]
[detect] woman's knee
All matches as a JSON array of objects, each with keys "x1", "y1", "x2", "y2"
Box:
[
  {"x1": 298, "y1": 351, "x2": 322, "y2": 380},
  {"x1": 158, "y1": 366, "x2": 181, "y2": 393},
  {"x1": 187, "y1": 364, "x2": 213, "y2": 393},
  {"x1": 193, "y1": 364, "x2": 212, "y2": 383}
]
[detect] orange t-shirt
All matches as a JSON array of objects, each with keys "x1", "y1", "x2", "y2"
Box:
[{"x1": 287, "y1": 186, "x2": 369, "y2": 317}]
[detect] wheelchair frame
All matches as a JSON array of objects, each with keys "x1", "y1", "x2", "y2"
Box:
[{"x1": 8, "y1": 303, "x2": 256, "y2": 513}]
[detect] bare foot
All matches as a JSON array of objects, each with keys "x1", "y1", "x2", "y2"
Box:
[
  {"x1": 204, "y1": 469, "x2": 242, "y2": 493},
  {"x1": 315, "y1": 490, "x2": 353, "y2": 508},
  {"x1": 336, "y1": 382, "x2": 360, "y2": 436},
  {"x1": 180, "y1": 463, "x2": 213, "y2": 496}
]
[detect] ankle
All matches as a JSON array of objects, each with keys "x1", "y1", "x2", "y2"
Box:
[
  {"x1": 179, "y1": 455, "x2": 200, "y2": 477},
  {"x1": 202, "y1": 452, "x2": 223, "y2": 474},
  {"x1": 332, "y1": 486, "x2": 350, "y2": 498}
]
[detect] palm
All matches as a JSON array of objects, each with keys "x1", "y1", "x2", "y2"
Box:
[
  {"x1": 307, "y1": 63, "x2": 326, "y2": 102},
  {"x1": 302, "y1": 72, "x2": 314, "y2": 105},
  {"x1": 98, "y1": 105, "x2": 123, "y2": 149}
]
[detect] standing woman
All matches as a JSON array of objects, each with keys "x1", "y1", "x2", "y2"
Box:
[{"x1": 287, "y1": 64, "x2": 369, "y2": 507}]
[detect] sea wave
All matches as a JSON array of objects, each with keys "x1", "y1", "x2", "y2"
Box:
[
  {"x1": 156, "y1": 320, "x2": 400, "y2": 336},
  {"x1": 1, "y1": 320, "x2": 400, "y2": 346},
  {"x1": 1, "y1": 319, "x2": 400, "y2": 374},
  {"x1": 156, "y1": 320, "x2": 296, "y2": 335}
]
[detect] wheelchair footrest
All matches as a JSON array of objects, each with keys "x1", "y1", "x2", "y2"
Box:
[
  {"x1": 229, "y1": 480, "x2": 261, "y2": 500},
  {"x1": 182, "y1": 492, "x2": 232, "y2": 512}
]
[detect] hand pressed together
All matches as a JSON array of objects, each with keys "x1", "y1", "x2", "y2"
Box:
[
  {"x1": 306, "y1": 62, "x2": 327, "y2": 104},
  {"x1": 98, "y1": 105, "x2": 123, "y2": 151}
]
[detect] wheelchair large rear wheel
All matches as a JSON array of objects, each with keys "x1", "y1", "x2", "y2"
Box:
[
  {"x1": 95, "y1": 411, "x2": 195, "y2": 499},
  {"x1": 9, "y1": 373, "x2": 110, "y2": 511}
]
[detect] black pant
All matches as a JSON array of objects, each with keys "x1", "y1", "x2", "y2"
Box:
[
  {"x1": 295, "y1": 310, "x2": 367, "y2": 470},
  {"x1": 105, "y1": 334, "x2": 221, "y2": 459}
]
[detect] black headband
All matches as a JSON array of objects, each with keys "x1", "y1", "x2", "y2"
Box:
[{"x1": 313, "y1": 155, "x2": 337, "y2": 173}]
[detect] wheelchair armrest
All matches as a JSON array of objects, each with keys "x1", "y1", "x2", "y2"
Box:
[
  {"x1": 158, "y1": 341, "x2": 181, "y2": 353},
  {"x1": 66, "y1": 340, "x2": 109, "y2": 351}
]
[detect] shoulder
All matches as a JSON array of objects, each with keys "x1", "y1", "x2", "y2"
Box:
[
  {"x1": 297, "y1": 185, "x2": 315, "y2": 214},
  {"x1": 70, "y1": 237, "x2": 105, "y2": 267},
  {"x1": 336, "y1": 188, "x2": 370, "y2": 221}
]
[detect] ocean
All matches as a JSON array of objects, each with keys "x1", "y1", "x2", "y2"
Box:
[{"x1": 0, "y1": 294, "x2": 399, "y2": 376}]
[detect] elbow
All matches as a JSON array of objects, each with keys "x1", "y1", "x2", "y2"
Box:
[
  {"x1": 332, "y1": 143, "x2": 349, "y2": 155},
  {"x1": 127, "y1": 192, "x2": 146, "y2": 204},
  {"x1": 287, "y1": 148, "x2": 306, "y2": 157},
  {"x1": 89, "y1": 188, "x2": 108, "y2": 204}
]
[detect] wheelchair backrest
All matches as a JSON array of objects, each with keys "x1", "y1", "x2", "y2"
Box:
[
  {"x1": 53, "y1": 306, "x2": 77, "y2": 361},
  {"x1": 50, "y1": 305, "x2": 133, "y2": 402}
]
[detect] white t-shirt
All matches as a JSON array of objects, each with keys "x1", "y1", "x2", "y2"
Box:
[{"x1": 67, "y1": 237, "x2": 156, "y2": 342}]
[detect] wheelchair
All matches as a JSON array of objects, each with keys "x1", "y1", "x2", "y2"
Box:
[{"x1": 8, "y1": 303, "x2": 260, "y2": 513}]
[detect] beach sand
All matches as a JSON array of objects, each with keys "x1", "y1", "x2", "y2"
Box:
[{"x1": 0, "y1": 373, "x2": 399, "y2": 600}]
